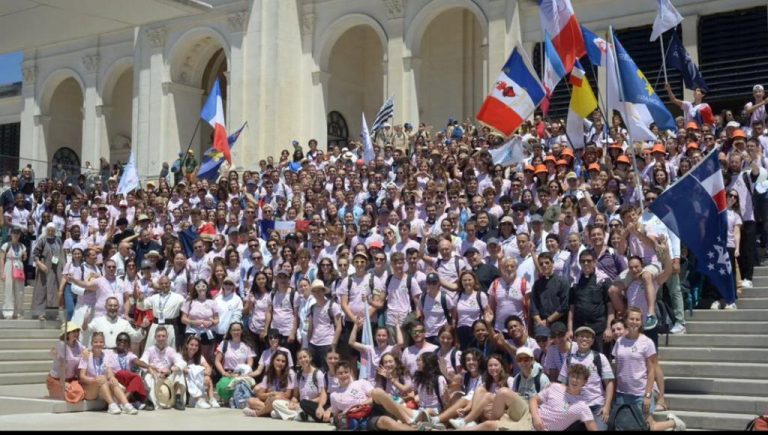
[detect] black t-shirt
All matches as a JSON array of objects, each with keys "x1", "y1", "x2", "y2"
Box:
[{"x1": 568, "y1": 273, "x2": 610, "y2": 334}]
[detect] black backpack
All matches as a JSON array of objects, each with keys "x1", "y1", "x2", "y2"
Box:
[
  {"x1": 420, "y1": 291, "x2": 452, "y2": 324},
  {"x1": 608, "y1": 403, "x2": 650, "y2": 431},
  {"x1": 655, "y1": 296, "x2": 675, "y2": 335}
]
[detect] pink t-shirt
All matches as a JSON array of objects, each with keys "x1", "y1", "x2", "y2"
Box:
[
  {"x1": 258, "y1": 346, "x2": 294, "y2": 369},
  {"x1": 78, "y1": 350, "x2": 116, "y2": 378},
  {"x1": 247, "y1": 292, "x2": 271, "y2": 334},
  {"x1": 309, "y1": 300, "x2": 341, "y2": 346},
  {"x1": 330, "y1": 379, "x2": 374, "y2": 415},
  {"x1": 557, "y1": 343, "x2": 615, "y2": 406},
  {"x1": 612, "y1": 334, "x2": 656, "y2": 397},
  {"x1": 435, "y1": 348, "x2": 462, "y2": 377},
  {"x1": 50, "y1": 341, "x2": 85, "y2": 379},
  {"x1": 416, "y1": 375, "x2": 447, "y2": 410},
  {"x1": 271, "y1": 289, "x2": 296, "y2": 336},
  {"x1": 490, "y1": 277, "x2": 527, "y2": 332},
  {"x1": 181, "y1": 299, "x2": 219, "y2": 335},
  {"x1": 337, "y1": 274, "x2": 373, "y2": 318},
  {"x1": 537, "y1": 383, "x2": 594, "y2": 431},
  {"x1": 256, "y1": 369, "x2": 297, "y2": 392},
  {"x1": 543, "y1": 345, "x2": 569, "y2": 373},
  {"x1": 626, "y1": 279, "x2": 660, "y2": 319},
  {"x1": 401, "y1": 342, "x2": 438, "y2": 376},
  {"x1": 422, "y1": 291, "x2": 455, "y2": 337},
  {"x1": 91, "y1": 277, "x2": 131, "y2": 317},
  {"x1": 110, "y1": 351, "x2": 138, "y2": 372},
  {"x1": 216, "y1": 340, "x2": 256, "y2": 370},
  {"x1": 727, "y1": 210, "x2": 742, "y2": 249},
  {"x1": 140, "y1": 345, "x2": 183, "y2": 370},
  {"x1": 455, "y1": 291, "x2": 488, "y2": 328},
  {"x1": 298, "y1": 368, "x2": 326, "y2": 401},
  {"x1": 384, "y1": 275, "x2": 422, "y2": 327}
]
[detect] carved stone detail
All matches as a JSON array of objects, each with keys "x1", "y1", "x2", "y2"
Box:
[
  {"x1": 301, "y1": 13, "x2": 316, "y2": 35},
  {"x1": 145, "y1": 27, "x2": 167, "y2": 48},
  {"x1": 22, "y1": 66, "x2": 37, "y2": 84},
  {"x1": 82, "y1": 54, "x2": 100, "y2": 74},
  {"x1": 382, "y1": 0, "x2": 406, "y2": 19}
]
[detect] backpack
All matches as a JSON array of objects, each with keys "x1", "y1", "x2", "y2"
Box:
[
  {"x1": 231, "y1": 381, "x2": 253, "y2": 409},
  {"x1": 565, "y1": 350, "x2": 603, "y2": 381},
  {"x1": 513, "y1": 371, "x2": 542, "y2": 393},
  {"x1": 420, "y1": 291, "x2": 452, "y2": 324},
  {"x1": 608, "y1": 403, "x2": 650, "y2": 431},
  {"x1": 310, "y1": 299, "x2": 336, "y2": 324},
  {"x1": 655, "y1": 296, "x2": 675, "y2": 336},
  {"x1": 271, "y1": 288, "x2": 296, "y2": 311},
  {"x1": 334, "y1": 404, "x2": 373, "y2": 431},
  {"x1": 745, "y1": 416, "x2": 768, "y2": 431}
]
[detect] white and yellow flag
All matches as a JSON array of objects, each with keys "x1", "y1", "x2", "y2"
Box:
[{"x1": 566, "y1": 62, "x2": 598, "y2": 149}]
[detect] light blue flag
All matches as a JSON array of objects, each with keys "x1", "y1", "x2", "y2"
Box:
[
  {"x1": 117, "y1": 151, "x2": 139, "y2": 196},
  {"x1": 361, "y1": 113, "x2": 375, "y2": 164},
  {"x1": 489, "y1": 136, "x2": 525, "y2": 167},
  {"x1": 359, "y1": 300, "x2": 375, "y2": 380}
]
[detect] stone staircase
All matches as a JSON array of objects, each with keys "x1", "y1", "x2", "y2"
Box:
[{"x1": 656, "y1": 266, "x2": 768, "y2": 431}]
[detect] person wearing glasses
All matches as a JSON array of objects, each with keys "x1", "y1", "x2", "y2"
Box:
[
  {"x1": 337, "y1": 252, "x2": 376, "y2": 367},
  {"x1": 186, "y1": 240, "x2": 212, "y2": 282},
  {"x1": 566, "y1": 250, "x2": 611, "y2": 354},
  {"x1": 67, "y1": 259, "x2": 130, "y2": 326},
  {"x1": 81, "y1": 296, "x2": 144, "y2": 350}
]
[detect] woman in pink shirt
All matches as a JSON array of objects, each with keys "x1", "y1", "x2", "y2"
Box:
[
  {"x1": 214, "y1": 322, "x2": 256, "y2": 403},
  {"x1": 448, "y1": 353, "x2": 514, "y2": 429},
  {"x1": 374, "y1": 352, "x2": 413, "y2": 402},
  {"x1": 243, "y1": 271, "x2": 272, "y2": 355},
  {"x1": 453, "y1": 271, "x2": 493, "y2": 349},
  {"x1": 243, "y1": 349, "x2": 296, "y2": 417},
  {"x1": 180, "y1": 280, "x2": 219, "y2": 363},
  {"x1": 46, "y1": 322, "x2": 85, "y2": 401},
  {"x1": 79, "y1": 332, "x2": 137, "y2": 414}
]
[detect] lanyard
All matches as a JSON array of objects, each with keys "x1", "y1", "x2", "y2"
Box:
[
  {"x1": 94, "y1": 355, "x2": 104, "y2": 376},
  {"x1": 158, "y1": 293, "x2": 171, "y2": 314}
]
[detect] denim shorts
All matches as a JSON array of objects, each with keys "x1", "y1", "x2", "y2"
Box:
[{"x1": 614, "y1": 392, "x2": 656, "y2": 416}]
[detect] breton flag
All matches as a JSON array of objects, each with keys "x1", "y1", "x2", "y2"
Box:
[
  {"x1": 197, "y1": 122, "x2": 247, "y2": 181},
  {"x1": 370, "y1": 96, "x2": 394, "y2": 133},
  {"x1": 566, "y1": 61, "x2": 598, "y2": 149},
  {"x1": 582, "y1": 25, "x2": 608, "y2": 67},
  {"x1": 117, "y1": 151, "x2": 139, "y2": 196},
  {"x1": 538, "y1": 0, "x2": 586, "y2": 73},
  {"x1": 476, "y1": 46, "x2": 545, "y2": 137},
  {"x1": 650, "y1": 0, "x2": 684, "y2": 42},
  {"x1": 489, "y1": 135, "x2": 526, "y2": 167},
  {"x1": 541, "y1": 32, "x2": 567, "y2": 116},
  {"x1": 666, "y1": 32, "x2": 708, "y2": 92},
  {"x1": 361, "y1": 112, "x2": 375, "y2": 164},
  {"x1": 200, "y1": 79, "x2": 230, "y2": 164},
  {"x1": 649, "y1": 148, "x2": 735, "y2": 303}
]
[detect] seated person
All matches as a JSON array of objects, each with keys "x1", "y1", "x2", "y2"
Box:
[
  {"x1": 179, "y1": 335, "x2": 220, "y2": 409},
  {"x1": 79, "y1": 331, "x2": 137, "y2": 415},
  {"x1": 243, "y1": 349, "x2": 296, "y2": 417},
  {"x1": 139, "y1": 326, "x2": 187, "y2": 410}
]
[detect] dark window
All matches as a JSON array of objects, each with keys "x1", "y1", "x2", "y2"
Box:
[
  {"x1": 327, "y1": 111, "x2": 349, "y2": 150},
  {"x1": 0, "y1": 122, "x2": 20, "y2": 175},
  {"x1": 51, "y1": 147, "x2": 81, "y2": 184}
]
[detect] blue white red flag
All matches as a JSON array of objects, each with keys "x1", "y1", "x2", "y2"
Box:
[
  {"x1": 197, "y1": 122, "x2": 247, "y2": 181},
  {"x1": 476, "y1": 46, "x2": 545, "y2": 137},
  {"x1": 581, "y1": 25, "x2": 607, "y2": 67},
  {"x1": 200, "y1": 79, "x2": 230, "y2": 164},
  {"x1": 541, "y1": 32, "x2": 567, "y2": 116},
  {"x1": 538, "y1": 0, "x2": 586, "y2": 73},
  {"x1": 649, "y1": 148, "x2": 735, "y2": 302}
]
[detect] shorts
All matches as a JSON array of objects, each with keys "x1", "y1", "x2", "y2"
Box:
[
  {"x1": 614, "y1": 392, "x2": 656, "y2": 416},
  {"x1": 497, "y1": 395, "x2": 533, "y2": 431},
  {"x1": 614, "y1": 264, "x2": 660, "y2": 289}
]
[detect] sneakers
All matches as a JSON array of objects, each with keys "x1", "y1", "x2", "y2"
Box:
[
  {"x1": 195, "y1": 398, "x2": 211, "y2": 409},
  {"x1": 209, "y1": 398, "x2": 220, "y2": 408},
  {"x1": 143, "y1": 401, "x2": 155, "y2": 411},
  {"x1": 667, "y1": 413, "x2": 686, "y2": 431},
  {"x1": 644, "y1": 314, "x2": 658, "y2": 330},
  {"x1": 270, "y1": 410, "x2": 279, "y2": 419},
  {"x1": 742, "y1": 279, "x2": 753, "y2": 288},
  {"x1": 669, "y1": 323, "x2": 686, "y2": 335},
  {"x1": 449, "y1": 418, "x2": 466, "y2": 429},
  {"x1": 108, "y1": 403, "x2": 122, "y2": 415},
  {"x1": 725, "y1": 302, "x2": 738, "y2": 310},
  {"x1": 243, "y1": 407, "x2": 258, "y2": 417},
  {"x1": 122, "y1": 403, "x2": 138, "y2": 415},
  {"x1": 710, "y1": 301, "x2": 721, "y2": 310}
]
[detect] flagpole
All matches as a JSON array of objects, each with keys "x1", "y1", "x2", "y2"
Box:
[
  {"x1": 659, "y1": 33, "x2": 669, "y2": 83},
  {"x1": 180, "y1": 119, "x2": 202, "y2": 177},
  {"x1": 609, "y1": 26, "x2": 645, "y2": 211},
  {"x1": 587, "y1": 61, "x2": 610, "y2": 145}
]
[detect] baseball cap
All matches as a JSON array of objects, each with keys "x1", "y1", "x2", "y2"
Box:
[
  {"x1": 574, "y1": 326, "x2": 596, "y2": 336},
  {"x1": 501, "y1": 216, "x2": 515, "y2": 224},
  {"x1": 426, "y1": 272, "x2": 440, "y2": 284},
  {"x1": 140, "y1": 260, "x2": 153, "y2": 269},
  {"x1": 754, "y1": 84, "x2": 764, "y2": 93},
  {"x1": 463, "y1": 247, "x2": 480, "y2": 257},
  {"x1": 732, "y1": 129, "x2": 747, "y2": 139},
  {"x1": 515, "y1": 347, "x2": 535, "y2": 359},
  {"x1": 550, "y1": 321, "x2": 567, "y2": 337},
  {"x1": 285, "y1": 233, "x2": 299, "y2": 241},
  {"x1": 533, "y1": 324, "x2": 550, "y2": 338},
  {"x1": 530, "y1": 214, "x2": 544, "y2": 224},
  {"x1": 651, "y1": 144, "x2": 667, "y2": 154},
  {"x1": 587, "y1": 163, "x2": 600, "y2": 172},
  {"x1": 685, "y1": 121, "x2": 699, "y2": 130},
  {"x1": 566, "y1": 172, "x2": 578, "y2": 180},
  {"x1": 726, "y1": 121, "x2": 740, "y2": 129},
  {"x1": 486, "y1": 237, "x2": 500, "y2": 246},
  {"x1": 616, "y1": 155, "x2": 631, "y2": 165},
  {"x1": 276, "y1": 269, "x2": 290, "y2": 277}
]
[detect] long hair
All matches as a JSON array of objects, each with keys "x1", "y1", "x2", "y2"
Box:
[
  {"x1": 266, "y1": 349, "x2": 291, "y2": 391},
  {"x1": 483, "y1": 353, "x2": 510, "y2": 391},
  {"x1": 460, "y1": 348, "x2": 486, "y2": 391},
  {"x1": 375, "y1": 352, "x2": 407, "y2": 390},
  {"x1": 182, "y1": 335, "x2": 203, "y2": 365},
  {"x1": 249, "y1": 271, "x2": 272, "y2": 296},
  {"x1": 412, "y1": 352, "x2": 442, "y2": 396}
]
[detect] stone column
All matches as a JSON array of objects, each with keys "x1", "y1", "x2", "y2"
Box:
[
  {"x1": 382, "y1": 0, "x2": 410, "y2": 125},
  {"x1": 135, "y1": 26, "x2": 166, "y2": 179},
  {"x1": 81, "y1": 53, "x2": 101, "y2": 170},
  {"x1": 227, "y1": 10, "x2": 248, "y2": 167},
  {"x1": 681, "y1": 15, "x2": 699, "y2": 102},
  {"x1": 311, "y1": 69, "x2": 330, "y2": 146},
  {"x1": 19, "y1": 64, "x2": 43, "y2": 176},
  {"x1": 402, "y1": 56, "x2": 421, "y2": 126}
]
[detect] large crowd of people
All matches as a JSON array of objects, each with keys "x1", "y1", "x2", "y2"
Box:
[{"x1": 0, "y1": 81, "x2": 766, "y2": 430}]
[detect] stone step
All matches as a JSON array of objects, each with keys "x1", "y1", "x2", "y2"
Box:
[
  {"x1": 665, "y1": 394, "x2": 768, "y2": 415},
  {"x1": 0, "y1": 329, "x2": 61, "y2": 339},
  {"x1": 660, "y1": 361, "x2": 768, "y2": 380},
  {"x1": 0, "y1": 396, "x2": 105, "y2": 415},
  {"x1": 0, "y1": 349, "x2": 53, "y2": 362},
  {"x1": 659, "y1": 347, "x2": 768, "y2": 363},
  {"x1": 740, "y1": 287, "x2": 768, "y2": 298},
  {"x1": 665, "y1": 377, "x2": 768, "y2": 397},
  {"x1": 0, "y1": 338, "x2": 58, "y2": 350},
  {"x1": 0, "y1": 320, "x2": 61, "y2": 329},
  {"x1": 685, "y1": 321, "x2": 768, "y2": 335},
  {"x1": 686, "y1": 309, "x2": 768, "y2": 321},
  {"x1": 754, "y1": 267, "x2": 768, "y2": 277},
  {"x1": 0, "y1": 361, "x2": 51, "y2": 374},
  {"x1": 663, "y1": 334, "x2": 768, "y2": 348},
  {"x1": 655, "y1": 410, "x2": 755, "y2": 431},
  {"x1": 738, "y1": 298, "x2": 768, "y2": 309},
  {"x1": 0, "y1": 372, "x2": 48, "y2": 386}
]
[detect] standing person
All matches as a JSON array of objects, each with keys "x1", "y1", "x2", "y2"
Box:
[
  {"x1": 307, "y1": 280, "x2": 343, "y2": 370},
  {"x1": 270, "y1": 268, "x2": 298, "y2": 358},
  {"x1": 136, "y1": 276, "x2": 185, "y2": 350},
  {"x1": 530, "y1": 252, "x2": 570, "y2": 336},
  {"x1": 420, "y1": 272, "x2": 455, "y2": 345},
  {"x1": 567, "y1": 250, "x2": 611, "y2": 352},
  {"x1": 381, "y1": 252, "x2": 422, "y2": 331},
  {"x1": 180, "y1": 280, "x2": 219, "y2": 363},
  {"x1": 243, "y1": 271, "x2": 272, "y2": 355},
  {"x1": 489, "y1": 258, "x2": 529, "y2": 334},
  {"x1": 33, "y1": 223, "x2": 64, "y2": 320},
  {"x1": 612, "y1": 309, "x2": 686, "y2": 431},
  {"x1": 453, "y1": 271, "x2": 492, "y2": 350},
  {"x1": 713, "y1": 189, "x2": 742, "y2": 310},
  {"x1": 213, "y1": 276, "x2": 244, "y2": 353},
  {"x1": 0, "y1": 227, "x2": 27, "y2": 319},
  {"x1": 337, "y1": 252, "x2": 375, "y2": 366}
]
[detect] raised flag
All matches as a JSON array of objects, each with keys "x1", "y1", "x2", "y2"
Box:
[
  {"x1": 200, "y1": 79, "x2": 230, "y2": 164},
  {"x1": 538, "y1": 0, "x2": 586, "y2": 73},
  {"x1": 666, "y1": 32, "x2": 708, "y2": 92},
  {"x1": 359, "y1": 299, "x2": 375, "y2": 380},
  {"x1": 541, "y1": 32, "x2": 567, "y2": 116},
  {"x1": 489, "y1": 136, "x2": 525, "y2": 167},
  {"x1": 117, "y1": 151, "x2": 139, "y2": 196},
  {"x1": 581, "y1": 25, "x2": 607, "y2": 67},
  {"x1": 606, "y1": 36, "x2": 656, "y2": 141},
  {"x1": 477, "y1": 46, "x2": 546, "y2": 137},
  {"x1": 370, "y1": 96, "x2": 394, "y2": 133},
  {"x1": 361, "y1": 112, "x2": 375, "y2": 164},
  {"x1": 566, "y1": 61, "x2": 598, "y2": 149},
  {"x1": 649, "y1": 148, "x2": 735, "y2": 303},
  {"x1": 613, "y1": 32, "x2": 677, "y2": 132},
  {"x1": 197, "y1": 122, "x2": 247, "y2": 181},
  {"x1": 650, "y1": 0, "x2": 684, "y2": 42}
]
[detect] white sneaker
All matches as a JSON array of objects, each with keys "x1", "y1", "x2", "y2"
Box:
[
  {"x1": 195, "y1": 398, "x2": 211, "y2": 409},
  {"x1": 209, "y1": 398, "x2": 220, "y2": 408},
  {"x1": 271, "y1": 410, "x2": 279, "y2": 419},
  {"x1": 710, "y1": 301, "x2": 721, "y2": 310},
  {"x1": 669, "y1": 323, "x2": 686, "y2": 334},
  {"x1": 108, "y1": 403, "x2": 122, "y2": 415},
  {"x1": 725, "y1": 302, "x2": 738, "y2": 310},
  {"x1": 122, "y1": 403, "x2": 138, "y2": 415},
  {"x1": 742, "y1": 279, "x2": 753, "y2": 288},
  {"x1": 430, "y1": 415, "x2": 442, "y2": 426},
  {"x1": 449, "y1": 418, "x2": 466, "y2": 429},
  {"x1": 667, "y1": 413, "x2": 686, "y2": 431},
  {"x1": 467, "y1": 422, "x2": 477, "y2": 428}
]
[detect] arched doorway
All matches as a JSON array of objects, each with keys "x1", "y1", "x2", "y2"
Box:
[
  {"x1": 327, "y1": 111, "x2": 349, "y2": 149},
  {"x1": 199, "y1": 48, "x2": 228, "y2": 155},
  {"x1": 326, "y1": 24, "x2": 384, "y2": 140},
  {"x1": 45, "y1": 77, "x2": 84, "y2": 178},
  {"x1": 102, "y1": 64, "x2": 133, "y2": 165},
  {"x1": 51, "y1": 147, "x2": 81, "y2": 184},
  {"x1": 416, "y1": 8, "x2": 484, "y2": 130}
]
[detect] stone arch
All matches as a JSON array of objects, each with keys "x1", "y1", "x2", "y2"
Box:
[
  {"x1": 99, "y1": 57, "x2": 134, "y2": 164},
  {"x1": 41, "y1": 75, "x2": 85, "y2": 176},
  {"x1": 167, "y1": 26, "x2": 231, "y2": 87},
  {"x1": 404, "y1": 0, "x2": 488, "y2": 58},
  {"x1": 38, "y1": 68, "x2": 86, "y2": 113},
  {"x1": 315, "y1": 13, "x2": 389, "y2": 73}
]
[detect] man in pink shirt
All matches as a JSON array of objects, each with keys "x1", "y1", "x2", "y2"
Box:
[
  {"x1": 139, "y1": 326, "x2": 186, "y2": 410},
  {"x1": 530, "y1": 364, "x2": 597, "y2": 431}
]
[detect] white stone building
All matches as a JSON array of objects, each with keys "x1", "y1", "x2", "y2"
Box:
[{"x1": 0, "y1": 0, "x2": 766, "y2": 180}]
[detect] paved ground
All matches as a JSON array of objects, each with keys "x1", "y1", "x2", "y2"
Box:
[{"x1": 0, "y1": 408, "x2": 335, "y2": 431}]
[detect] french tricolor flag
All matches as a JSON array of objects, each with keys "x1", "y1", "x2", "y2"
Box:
[
  {"x1": 538, "y1": 0, "x2": 586, "y2": 73},
  {"x1": 200, "y1": 79, "x2": 231, "y2": 164}
]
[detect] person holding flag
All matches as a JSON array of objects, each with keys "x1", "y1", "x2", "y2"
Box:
[{"x1": 665, "y1": 83, "x2": 713, "y2": 129}]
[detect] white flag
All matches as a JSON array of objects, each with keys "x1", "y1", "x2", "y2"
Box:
[
  {"x1": 489, "y1": 136, "x2": 525, "y2": 167},
  {"x1": 361, "y1": 112, "x2": 375, "y2": 164},
  {"x1": 650, "y1": 0, "x2": 683, "y2": 41},
  {"x1": 606, "y1": 40, "x2": 656, "y2": 141},
  {"x1": 117, "y1": 151, "x2": 139, "y2": 196}
]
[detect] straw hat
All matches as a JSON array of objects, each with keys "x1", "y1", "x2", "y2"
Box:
[
  {"x1": 60, "y1": 322, "x2": 81, "y2": 340},
  {"x1": 155, "y1": 379, "x2": 175, "y2": 409}
]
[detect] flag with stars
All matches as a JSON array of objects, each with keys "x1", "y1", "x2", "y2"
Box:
[{"x1": 649, "y1": 147, "x2": 735, "y2": 301}]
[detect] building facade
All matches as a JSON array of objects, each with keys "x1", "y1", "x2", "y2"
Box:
[{"x1": 0, "y1": 0, "x2": 766, "y2": 181}]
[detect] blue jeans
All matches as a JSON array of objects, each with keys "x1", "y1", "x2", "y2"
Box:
[
  {"x1": 589, "y1": 404, "x2": 609, "y2": 431},
  {"x1": 64, "y1": 284, "x2": 77, "y2": 321},
  {"x1": 614, "y1": 392, "x2": 656, "y2": 416}
]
